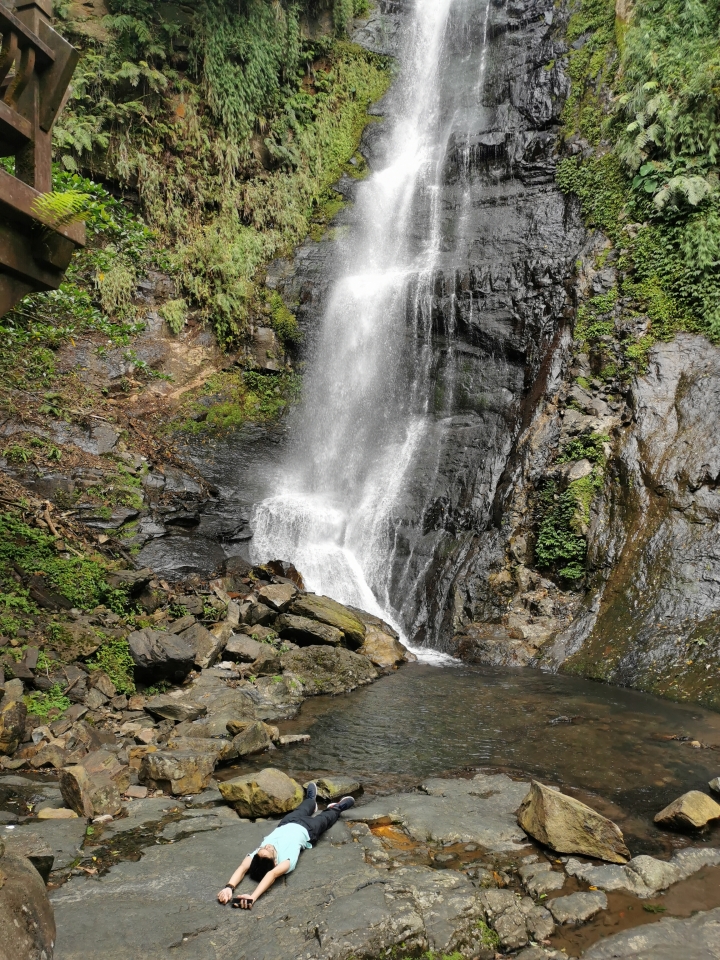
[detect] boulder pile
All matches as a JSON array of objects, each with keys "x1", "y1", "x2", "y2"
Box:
[{"x1": 0, "y1": 559, "x2": 413, "y2": 819}]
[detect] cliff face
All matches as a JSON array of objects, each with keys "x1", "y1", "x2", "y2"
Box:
[
  {"x1": 274, "y1": 0, "x2": 587, "y2": 644},
  {"x1": 543, "y1": 334, "x2": 720, "y2": 709},
  {"x1": 49, "y1": 0, "x2": 716, "y2": 712}
]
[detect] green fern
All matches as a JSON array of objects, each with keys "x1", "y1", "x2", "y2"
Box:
[
  {"x1": 160, "y1": 298, "x2": 188, "y2": 335},
  {"x1": 31, "y1": 190, "x2": 92, "y2": 228}
]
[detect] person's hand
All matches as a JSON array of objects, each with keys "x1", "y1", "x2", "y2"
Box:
[
  {"x1": 232, "y1": 894, "x2": 255, "y2": 910},
  {"x1": 217, "y1": 886, "x2": 234, "y2": 904}
]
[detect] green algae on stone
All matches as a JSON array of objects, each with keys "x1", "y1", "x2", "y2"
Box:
[{"x1": 289, "y1": 594, "x2": 367, "y2": 648}]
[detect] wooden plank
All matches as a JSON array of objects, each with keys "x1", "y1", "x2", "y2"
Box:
[
  {"x1": 0, "y1": 220, "x2": 64, "y2": 289},
  {"x1": 38, "y1": 21, "x2": 79, "y2": 132},
  {"x1": 0, "y1": 167, "x2": 85, "y2": 246},
  {"x1": 0, "y1": 270, "x2": 34, "y2": 315},
  {"x1": 0, "y1": 8, "x2": 55, "y2": 66},
  {"x1": 0, "y1": 98, "x2": 33, "y2": 142}
]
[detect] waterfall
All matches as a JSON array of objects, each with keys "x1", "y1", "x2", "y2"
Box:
[{"x1": 252, "y1": 0, "x2": 492, "y2": 648}]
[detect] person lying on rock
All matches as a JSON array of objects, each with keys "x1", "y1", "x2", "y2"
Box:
[{"x1": 217, "y1": 782, "x2": 355, "y2": 909}]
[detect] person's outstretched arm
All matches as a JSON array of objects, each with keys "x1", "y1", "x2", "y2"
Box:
[
  {"x1": 217, "y1": 855, "x2": 252, "y2": 903},
  {"x1": 239, "y1": 860, "x2": 290, "y2": 908}
]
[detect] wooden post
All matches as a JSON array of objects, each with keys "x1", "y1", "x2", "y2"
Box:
[
  {"x1": 0, "y1": 0, "x2": 84, "y2": 317},
  {"x1": 13, "y1": 0, "x2": 52, "y2": 192}
]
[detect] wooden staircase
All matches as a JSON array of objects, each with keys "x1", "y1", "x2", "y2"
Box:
[{"x1": 0, "y1": 0, "x2": 84, "y2": 317}]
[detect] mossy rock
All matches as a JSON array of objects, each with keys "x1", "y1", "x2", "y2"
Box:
[{"x1": 289, "y1": 595, "x2": 366, "y2": 649}]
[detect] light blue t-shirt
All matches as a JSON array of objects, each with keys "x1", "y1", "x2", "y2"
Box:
[{"x1": 250, "y1": 823, "x2": 311, "y2": 873}]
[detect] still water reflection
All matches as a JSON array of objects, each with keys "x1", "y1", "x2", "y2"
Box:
[{"x1": 238, "y1": 664, "x2": 720, "y2": 853}]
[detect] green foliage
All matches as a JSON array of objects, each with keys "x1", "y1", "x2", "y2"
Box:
[
  {"x1": 3, "y1": 437, "x2": 63, "y2": 464},
  {"x1": 87, "y1": 637, "x2": 136, "y2": 695},
  {"x1": 25, "y1": 684, "x2": 72, "y2": 718},
  {"x1": 181, "y1": 370, "x2": 301, "y2": 432},
  {"x1": 160, "y1": 298, "x2": 188, "y2": 335},
  {"x1": 266, "y1": 291, "x2": 302, "y2": 346},
  {"x1": 574, "y1": 288, "x2": 618, "y2": 342},
  {"x1": 49, "y1": 0, "x2": 391, "y2": 347},
  {"x1": 617, "y1": 0, "x2": 720, "y2": 199},
  {"x1": 0, "y1": 589, "x2": 38, "y2": 639},
  {"x1": 1, "y1": 168, "x2": 150, "y2": 394},
  {"x1": 562, "y1": 0, "x2": 617, "y2": 146},
  {"x1": 557, "y1": 433, "x2": 610, "y2": 465},
  {"x1": 474, "y1": 920, "x2": 499, "y2": 948},
  {"x1": 31, "y1": 189, "x2": 93, "y2": 228},
  {"x1": 558, "y1": 0, "x2": 720, "y2": 344},
  {"x1": 0, "y1": 513, "x2": 110, "y2": 609},
  {"x1": 535, "y1": 470, "x2": 604, "y2": 582},
  {"x1": 191, "y1": 0, "x2": 304, "y2": 143},
  {"x1": 556, "y1": 155, "x2": 626, "y2": 245}
]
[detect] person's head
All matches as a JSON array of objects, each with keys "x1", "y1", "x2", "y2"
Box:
[{"x1": 248, "y1": 846, "x2": 276, "y2": 882}]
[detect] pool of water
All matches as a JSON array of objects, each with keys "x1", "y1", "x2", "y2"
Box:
[{"x1": 236, "y1": 663, "x2": 720, "y2": 855}]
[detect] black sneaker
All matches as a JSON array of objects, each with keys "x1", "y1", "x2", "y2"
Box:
[
  {"x1": 327, "y1": 796, "x2": 355, "y2": 813},
  {"x1": 305, "y1": 782, "x2": 318, "y2": 808}
]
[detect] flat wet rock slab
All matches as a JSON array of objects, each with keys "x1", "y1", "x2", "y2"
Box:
[
  {"x1": 51, "y1": 820, "x2": 494, "y2": 960},
  {"x1": 350, "y1": 772, "x2": 531, "y2": 852},
  {"x1": 582, "y1": 907, "x2": 720, "y2": 960}
]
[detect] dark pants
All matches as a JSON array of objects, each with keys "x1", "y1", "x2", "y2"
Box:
[{"x1": 279, "y1": 797, "x2": 340, "y2": 845}]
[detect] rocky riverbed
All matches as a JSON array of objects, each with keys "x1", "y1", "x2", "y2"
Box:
[{"x1": 2, "y1": 766, "x2": 718, "y2": 960}]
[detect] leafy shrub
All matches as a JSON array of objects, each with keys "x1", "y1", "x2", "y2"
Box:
[
  {"x1": 87, "y1": 637, "x2": 136, "y2": 695},
  {"x1": 0, "y1": 514, "x2": 111, "y2": 610},
  {"x1": 160, "y1": 298, "x2": 188, "y2": 335},
  {"x1": 267, "y1": 291, "x2": 302, "y2": 346},
  {"x1": 558, "y1": 0, "x2": 720, "y2": 342},
  {"x1": 25, "y1": 685, "x2": 71, "y2": 718},
  {"x1": 535, "y1": 471, "x2": 604, "y2": 582},
  {"x1": 557, "y1": 434, "x2": 610, "y2": 465}
]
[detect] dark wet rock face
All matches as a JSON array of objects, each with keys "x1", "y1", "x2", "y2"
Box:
[
  {"x1": 272, "y1": 0, "x2": 586, "y2": 645},
  {"x1": 380, "y1": 0, "x2": 584, "y2": 644},
  {"x1": 543, "y1": 335, "x2": 720, "y2": 707}
]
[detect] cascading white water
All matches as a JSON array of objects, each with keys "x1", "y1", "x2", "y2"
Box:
[{"x1": 252, "y1": 0, "x2": 491, "y2": 648}]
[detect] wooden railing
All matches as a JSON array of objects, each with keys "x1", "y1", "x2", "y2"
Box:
[{"x1": 0, "y1": 0, "x2": 84, "y2": 317}]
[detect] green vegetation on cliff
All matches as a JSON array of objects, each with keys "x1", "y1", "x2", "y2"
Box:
[
  {"x1": 47, "y1": 0, "x2": 389, "y2": 345},
  {"x1": 2, "y1": 1, "x2": 389, "y2": 431},
  {"x1": 557, "y1": 0, "x2": 720, "y2": 349}
]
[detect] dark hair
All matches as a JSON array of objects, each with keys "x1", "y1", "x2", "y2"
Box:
[{"x1": 248, "y1": 853, "x2": 275, "y2": 882}]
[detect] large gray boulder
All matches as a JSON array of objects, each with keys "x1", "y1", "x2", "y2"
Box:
[
  {"x1": 139, "y1": 750, "x2": 216, "y2": 796},
  {"x1": 358, "y1": 625, "x2": 412, "y2": 669},
  {"x1": 224, "y1": 635, "x2": 265, "y2": 663},
  {"x1": 231, "y1": 721, "x2": 274, "y2": 757},
  {"x1": 1, "y1": 831, "x2": 54, "y2": 883},
  {"x1": 654, "y1": 790, "x2": 720, "y2": 830},
  {"x1": 517, "y1": 781, "x2": 630, "y2": 863},
  {"x1": 583, "y1": 907, "x2": 720, "y2": 959},
  {"x1": 172, "y1": 674, "x2": 257, "y2": 738},
  {"x1": 257, "y1": 583, "x2": 297, "y2": 612},
  {"x1": 60, "y1": 765, "x2": 123, "y2": 819},
  {"x1": 0, "y1": 847, "x2": 56, "y2": 960},
  {"x1": 280, "y1": 645, "x2": 377, "y2": 695},
  {"x1": 218, "y1": 768, "x2": 303, "y2": 818},
  {"x1": 288, "y1": 595, "x2": 366, "y2": 649},
  {"x1": 177, "y1": 621, "x2": 227, "y2": 670},
  {"x1": 127, "y1": 629, "x2": 195, "y2": 682},
  {"x1": 0, "y1": 698, "x2": 27, "y2": 755},
  {"x1": 144, "y1": 695, "x2": 206, "y2": 722},
  {"x1": 276, "y1": 613, "x2": 344, "y2": 647}
]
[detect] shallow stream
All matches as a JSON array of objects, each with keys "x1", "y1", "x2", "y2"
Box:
[{"x1": 235, "y1": 663, "x2": 720, "y2": 856}]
